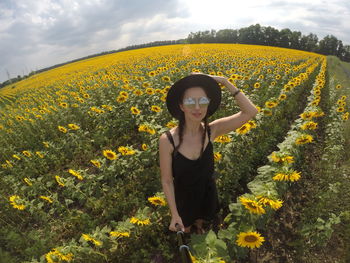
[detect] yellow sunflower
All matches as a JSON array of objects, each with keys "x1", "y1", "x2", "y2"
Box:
[
  {"x1": 239, "y1": 196, "x2": 265, "y2": 214},
  {"x1": 59, "y1": 102, "x2": 68, "y2": 108},
  {"x1": 142, "y1": 81, "x2": 151, "y2": 88},
  {"x1": 12, "y1": 154, "x2": 21, "y2": 160},
  {"x1": 35, "y1": 151, "x2": 44, "y2": 158},
  {"x1": 214, "y1": 135, "x2": 231, "y2": 143},
  {"x1": 235, "y1": 123, "x2": 251, "y2": 135},
  {"x1": 145, "y1": 88, "x2": 155, "y2": 95},
  {"x1": 273, "y1": 170, "x2": 301, "y2": 182},
  {"x1": 300, "y1": 111, "x2": 315, "y2": 120},
  {"x1": 236, "y1": 231, "x2": 265, "y2": 249},
  {"x1": 257, "y1": 196, "x2": 283, "y2": 210},
  {"x1": 9, "y1": 195, "x2": 26, "y2": 210},
  {"x1": 119, "y1": 91, "x2": 128, "y2": 98},
  {"x1": 214, "y1": 152, "x2": 222, "y2": 162},
  {"x1": 90, "y1": 159, "x2": 101, "y2": 168},
  {"x1": 58, "y1": 125, "x2": 67, "y2": 133},
  {"x1": 40, "y1": 195, "x2": 53, "y2": 203},
  {"x1": 148, "y1": 71, "x2": 156, "y2": 77},
  {"x1": 295, "y1": 134, "x2": 313, "y2": 145},
  {"x1": 151, "y1": 105, "x2": 162, "y2": 112},
  {"x1": 262, "y1": 109, "x2": 272, "y2": 116},
  {"x1": 162, "y1": 76, "x2": 171, "y2": 82},
  {"x1": 133, "y1": 89, "x2": 143, "y2": 96},
  {"x1": 116, "y1": 95, "x2": 127, "y2": 103},
  {"x1": 23, "y1": 178, "x2": 32, "y2": 186},
  {"x1": 22, "y1": 151, "x2": 32, "y2": 157},
  {"x1": 265, "y1": 101, "x2": 278, "y2": 108},
  {"x1": 45, "y1": 248, "x2": 74, "y2": 263},
  {"x1": 166, "y1": 121, "x2": 177, "y2": 128},
  {"x1": 130, "y1": 106, "x2": 141, "y2": 115},
  {"x1": 337, "y1": 107, "x2": 345, "y2": 113},
  {"x1": 279, "y1": 94, "x2": 287, "y2": 101},
  {"x1": 68, "y1": 169, "x2": 83, "y2": 180},
  {"x1": 55, "y1": 175, "x2": 65, "y2": 187},
  {"x1": 81, "y1": 234, "x2": 102, "y2": 246},
  {"x1": 68, "y1": 123, "x2": 80, "y2": 130},
  {"x1": 103, "y1": 149, "x2": 118, "y2": 160},
  {"x1": 110, "y1": 231, "x2": 130, "y2": 238},
  {"x1": 300, "y1": 121, "x2": 318, "y2": 130},
  {"x1": 148, "y1": 196, "x2": 166, "y2": 206},
  {"x1": 248, "y1": 120, "x2": 257, "y2": 129},
  {"x1": 130, "y1": 216, "x2": 151, "y2": 226},
  {"x1": 141, "y1": 144, "x2": 148, "y2": 151}
]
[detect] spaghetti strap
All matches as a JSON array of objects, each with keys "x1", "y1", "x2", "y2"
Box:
[
  {"x1": 165, "y1": 130, "x2": 175, "y2": 149},
  {"x1": 207, "y1": 125, "x2": 211, "y2": 140}
]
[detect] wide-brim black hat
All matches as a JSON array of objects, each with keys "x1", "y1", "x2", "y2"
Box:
[{"x1": 166, "y1": 74, "x2": 222, "y2": 120}]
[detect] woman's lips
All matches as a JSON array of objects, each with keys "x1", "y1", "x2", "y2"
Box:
[{"x1": 192, "y1": 113, "x2": 201, "y2": 118}]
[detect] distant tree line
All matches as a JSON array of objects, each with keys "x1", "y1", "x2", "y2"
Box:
[
  {"x1": 2, "y1": 23, "x2": 349, "y2": 88},
  {"x1": 0, "y1": 39, "x2": 185, "y2": 88},
  {"x1": 187, "y1": 24, "x2": 350, "y2": 61}
]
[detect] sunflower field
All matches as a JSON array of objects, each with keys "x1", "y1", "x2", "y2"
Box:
[{"x1": 0, "y1": 44, "x2": 349, "y2": 263}]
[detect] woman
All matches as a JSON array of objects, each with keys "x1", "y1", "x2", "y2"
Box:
[{"x1": 158, "y1": 73, "x2": 258, "y2": 234}]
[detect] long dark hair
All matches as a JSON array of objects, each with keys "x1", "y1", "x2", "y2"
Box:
[{"x1": 173, "y1": 88, "x2": 210, "y2": 160}]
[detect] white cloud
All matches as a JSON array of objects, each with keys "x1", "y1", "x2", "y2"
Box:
[
  {"x1": 180, "y1": 0, "x2": 350, "y2": 43},
  {"x1": 0, "y1": 0, "x2": 189, "y2": 82},
  {"x1": 0, "y1": 0, "x2": 349, "y2": 83}
]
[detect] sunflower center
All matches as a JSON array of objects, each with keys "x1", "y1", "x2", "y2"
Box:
[
  {"x1": 247, "y1": 203, "x2": 257, "y2": 209},
  {"x1": 245, "y1": 235, "x2": 258, "y2": 243}
]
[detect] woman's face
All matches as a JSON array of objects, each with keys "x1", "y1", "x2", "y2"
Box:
[{"x1": 179, "y1": 87, "x2": 210, "y2": 121}]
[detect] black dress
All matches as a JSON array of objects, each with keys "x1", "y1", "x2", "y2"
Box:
[{"x1": 165, "y1": 126, "x2": 220, "y2": 227}]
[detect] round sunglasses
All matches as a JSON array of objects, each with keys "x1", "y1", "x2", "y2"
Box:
[{"x1": 183, "y1": 96, "x2": 210, "y2": 109}]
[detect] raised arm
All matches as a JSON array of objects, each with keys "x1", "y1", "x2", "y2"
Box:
[{"x1": 208, "y1": 75, "x2": 259, "y2": 139}]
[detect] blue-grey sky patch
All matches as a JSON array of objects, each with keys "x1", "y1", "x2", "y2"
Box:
[{"x1": 1, "y1": 0, "x2": 349, "y2": 83}]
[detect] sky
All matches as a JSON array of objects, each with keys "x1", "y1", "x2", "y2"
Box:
[{"x1": 1, "y1": 0, "x2": 349, "y2": 83}]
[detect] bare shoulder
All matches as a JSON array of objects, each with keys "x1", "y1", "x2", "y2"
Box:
[
  {"x1": 159, "y1": 130, "x2": 175, "y2": 171},
  {"x1": 159, "y1": 129, "x2": 175, "y2": 152},
  {"x1": 159, "y1": 132, "x2": 169, "y2": 145}
]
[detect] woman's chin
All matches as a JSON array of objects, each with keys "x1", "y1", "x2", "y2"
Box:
[{"x1": 191, "y1": 113, "x2": 202, "y2": 118}]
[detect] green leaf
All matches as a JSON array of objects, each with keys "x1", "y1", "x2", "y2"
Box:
[
  {"x1": 214, "y1": 239, "x2": 229, "y2": 258},
  {"x1": 190, "y1": 233, "x2": 208, "y2": 258},
  {"x1": 218, "y1": 229, "x2": 232, "y2": 241},
  {"x1": 223, "y1": 213, "x2": 232, "y2": 224},
  {"x1": 228, "y1": 203, "x2": 242, "y2": 216},
  {"x1": 65, "y1": 199, "x2": 74, "y2": 206},
  {"x1": 205, "y1": 230, "x2": 217, "y2": 246}
]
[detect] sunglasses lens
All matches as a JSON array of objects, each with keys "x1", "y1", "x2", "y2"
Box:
[
  {"x1": 183, "y1": 98, "x2": 196, "y2": 108},
  {"x1": 199, "y1": 97, "x2": 210, "y2": 107},
  {"x1": 183, "y1": 97, "x2": 210, "y2": 108}
]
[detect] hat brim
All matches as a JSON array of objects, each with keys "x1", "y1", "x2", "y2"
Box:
[{"x1": 166, "y1": 74, "x2": 222, "y2": 120}]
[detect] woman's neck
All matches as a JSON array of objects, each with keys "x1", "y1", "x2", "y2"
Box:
[{"x1": 183, "y1": 121, "x2": 203, "y2": 137}]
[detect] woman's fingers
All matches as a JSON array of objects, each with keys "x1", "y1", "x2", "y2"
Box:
[{"x1": 170, "y1": 221, "x2": 185, "y2": 232}]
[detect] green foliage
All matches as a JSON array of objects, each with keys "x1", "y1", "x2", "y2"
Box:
[
  {"x1": 300, "y1": 213, "x2": 341, "y2": 247},
  {"x1": 1, "y1": 46, "x2": 345, "y2": 262},
  {"x1": 190, "y1": 230, "x2": 230, "y2": 262}
]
